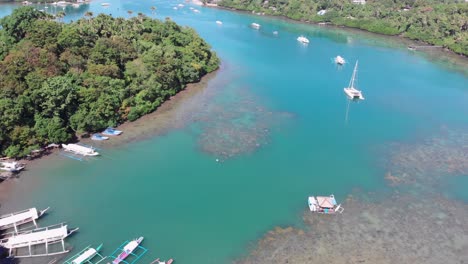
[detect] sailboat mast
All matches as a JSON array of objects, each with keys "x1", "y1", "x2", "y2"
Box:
[{"x1": 348, "y1": 60, "x2": 358, "y2": 88}]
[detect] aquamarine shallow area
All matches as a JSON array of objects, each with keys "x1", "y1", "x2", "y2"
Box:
[{"x1": 1, "y1": 1, "x2": 467, "y2": 263}]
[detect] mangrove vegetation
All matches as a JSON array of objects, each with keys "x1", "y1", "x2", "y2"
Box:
[
  {"x1": 0, "y1": 7, "x2": 219, "y2": 158},
  {"x1": 217, "y1": 0, "x2": 468, "y2": 55}
]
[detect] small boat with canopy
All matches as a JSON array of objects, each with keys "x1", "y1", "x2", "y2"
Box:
[{"x1": 307, "y1": 194, "x2": 344, "y2": 214}]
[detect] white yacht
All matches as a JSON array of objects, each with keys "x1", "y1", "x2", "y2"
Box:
[
  {"x1": 297, "y1": 35, "x2": 309, "y2": 44},
  {"x1": 62, "y1": 144, "x2": 99, "y2": 156},
  {"x1": 344, "y1": 61, "x2": 364, "y2": 101},
  {"x1": 335, "y1": 55, "x2": 346, "y2": 65},
  {"x1": 216, "y1": 20, "x2": 223, "y2": 25},
  {"x1": 251, "y1": 23, "x2": 260, "y2": 29}
]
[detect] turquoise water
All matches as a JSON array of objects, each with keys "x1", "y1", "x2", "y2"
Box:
[{"x1": 1, "y1": 1, "x2": 468, "y2": 263}]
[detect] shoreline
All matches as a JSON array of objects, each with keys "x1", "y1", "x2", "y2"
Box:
[
  {"x1": 0, "y1": 68, "x2": 220, "y2": 190},
  {"x1": 201, "y1": 3, "x2": 468, "y2": 62}
]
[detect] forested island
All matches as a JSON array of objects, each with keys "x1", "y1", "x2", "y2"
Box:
[
  {"x1": 216, "y1": 0, "x2": 467, "y2": 56},
  {"x1": 0, "y1": 7, "x2": 219, "y2": 158}
]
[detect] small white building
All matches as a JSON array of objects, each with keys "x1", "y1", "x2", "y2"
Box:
[{"x1": 352, "y1": 0, "x2": 366, "y2": 4}]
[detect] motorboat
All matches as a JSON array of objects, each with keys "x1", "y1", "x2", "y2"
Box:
[
  {"x1": 297, "y1": 35, "x2": 309, "y2": 44},
  {"x1": 216, "y1": 20, "x2": 222, "y2": 25},
  {"x1": 335, "y1": 55, "x2": 346, "y2": 65},
  {"x1": 251, "y1": 23, "x2": 260, "y2": 29},
  {"x1": 91, "y1": 134, "x2": 109, "y2": 141},
  {"x1": 102, "y1": 127, "x2": 123, "y2": 136}
]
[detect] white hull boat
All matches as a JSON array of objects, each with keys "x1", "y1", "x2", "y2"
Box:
[
  {"x1": 344, "y1": 61, "x2": 364, "y2": 101},
  {"x1": 251, "y1": 23, "x2": 260, "y2": 29},
  {"x1": 297, "y1": 35, "x2": 309, "y2": 44},
  {"x1": 62, "y1": 144, "x2": 99, "y2": 156},
  {"x1": 335, "y1": 55, "x2": 346, "y2": 65}
]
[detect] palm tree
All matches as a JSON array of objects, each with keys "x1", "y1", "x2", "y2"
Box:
[
  {"x1": 150, "y1": 6, "x2": 156, "y2": 17},
  {"x1": 127, "y1": 10, "x2": 133, "y2": 18}
]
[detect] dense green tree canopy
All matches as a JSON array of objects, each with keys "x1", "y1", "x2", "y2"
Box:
[
  {"x1": 0, "y1": 7, "x2": 219, "y2": 157},
  {"x1": 217, "y1": 0, "x2": 468, "y2": 55}
]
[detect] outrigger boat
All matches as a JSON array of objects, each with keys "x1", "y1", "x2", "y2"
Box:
[
  {"x1": 110, "y1": 237, "x2": 146, "y2": 264},
  {"x1": 150, "y1": 258, "x2": 174, "y2": 264},
  {"x1": 102, "y1": 127, "x2": 123, "y2": 136},
  {"x1": 0, "y1": 223, "x2": 78, "y2": 258},
  {"x1": 63, "y1": 244, "x2": 106, "y2": 264},
  {"x1": 307, "y1": 194, "x2": 344, "y2": 214},
  {"x1": 0, "y1": 207, "x2": 50, "y2": 232},
  {"x1": 0, "y1": 161, "x2": 25, "y2": 172},
  {"x1": 62, "y1": 144, "x2": 99, "y2": 156},
  {"x1": 344, "y1": 61, "x2": 364, "y2": 101}
]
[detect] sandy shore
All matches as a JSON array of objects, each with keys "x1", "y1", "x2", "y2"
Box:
[{"x1": 0, "y1": 68, "x2": 220, "y2": 198}]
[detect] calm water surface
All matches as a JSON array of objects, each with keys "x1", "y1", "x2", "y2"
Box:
[{"x1": 0, "y1": 1, "x2": 467, "y2": 263}]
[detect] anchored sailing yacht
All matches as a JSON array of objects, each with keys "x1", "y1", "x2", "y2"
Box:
[{"x1": 344, "y1": 61, "x2": 364, "y2": 101}]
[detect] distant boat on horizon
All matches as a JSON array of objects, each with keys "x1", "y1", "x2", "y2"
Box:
[
  {"x1": 335, "y1": 55, "x2": 346, "y2": 65},
  {"x1": 251, "y1": 22, "x2": 260, "y2": 29},
  {"x1": 297, "y1": 35, "x2": 309, "y2": 44}
]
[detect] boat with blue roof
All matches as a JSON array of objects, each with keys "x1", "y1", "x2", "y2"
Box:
[
  {"x1": 91, "y1": 134, "x2": 109, "y2": 141},
  {"x1": 102, "y1": 127, "x2": 123, "y2": 136}
]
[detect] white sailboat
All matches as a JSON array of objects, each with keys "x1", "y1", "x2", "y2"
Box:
[{"x1": 344, "y1": 61, "x2": 364, "y2": 101}]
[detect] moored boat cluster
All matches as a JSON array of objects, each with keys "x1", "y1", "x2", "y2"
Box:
[{"x1": 0, "y1": 208, "x2": 173, "y2": 263}]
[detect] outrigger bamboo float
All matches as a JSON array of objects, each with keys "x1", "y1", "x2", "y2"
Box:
[
  {"x1": 0, "y1": 207, "x2": 50, "y2": 232},
  {"x1": 0, "y1": 223, "x2": 79, "y2": 257},
  {"x1": 308, "y1": 195, "x2": 344, "y2": 214},
  {"x1": 62, "y1": 144, "x2": 99, "y2": 156},
  {"x1": 63, "y1": 244, "x2": 106, "y2": 264}
]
